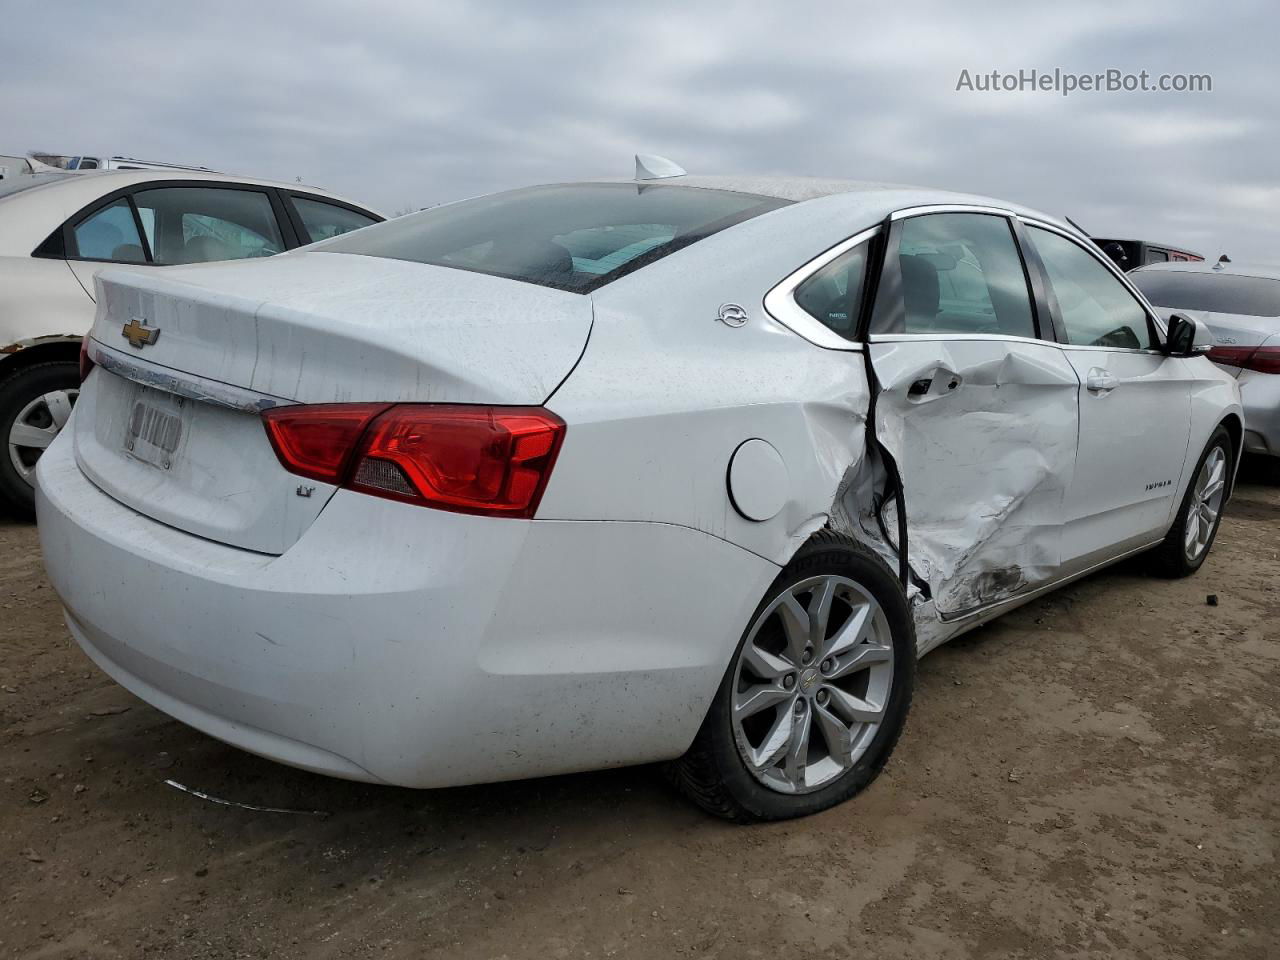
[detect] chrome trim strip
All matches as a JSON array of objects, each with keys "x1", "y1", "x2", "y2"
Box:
[
  {"x1": 762, "y1": 225, "x2": 880, "y2": 351},
  {"x1": 936, "y1": 540, "x2": 1163, "y2": 625},
  {"x1": 890, "y1": 203, "x2": 1016, "y2": 220},
  {"x1": 89, "y1": 340, "x2": 293, "y2": 413},
  {"x1": 1053, "y1": 344, "x2": 1166, "y2": 355},
  {"x1": 868, "y1": 332, "x2": 1051, "y2": 346},
  {"x1": 868, "y1": 331, "x2": 1165, "y2": 356}
]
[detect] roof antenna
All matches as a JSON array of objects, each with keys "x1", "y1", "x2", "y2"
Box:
[
  {"x1": 1213, "y1": 253, "x2": 1231, "y2": 271},
  {"x1": 635, "y1": 154, "x2": 686, "y2": 180}
]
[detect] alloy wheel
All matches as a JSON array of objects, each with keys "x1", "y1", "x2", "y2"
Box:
[
  {"x1": 1184, "y1": 445, "x2": 1227, "y2": 562},
  {"x1": 7, "y1": 388, "x2": 78, "y2": 486},
  {"x1": 731, "y1": 574, "x2": 894, "y2": 795}
]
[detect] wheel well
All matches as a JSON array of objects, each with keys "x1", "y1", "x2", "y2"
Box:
[
  {"x1": 0, "y1": 338, "x2": 81, "y2": 381},
  {"x1": 1220, "y1": 413, "x2": 1243, "y2": 495}
]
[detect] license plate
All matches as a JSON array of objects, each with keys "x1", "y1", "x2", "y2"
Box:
[{"x1": 124, "y1": 387, "x2": 189, "y2": 470}]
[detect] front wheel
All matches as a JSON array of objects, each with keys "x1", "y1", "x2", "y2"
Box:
[
  {"x1": 670, "y1": 531, "x2": 915, "y2": 822},
  {"x1": 1150, "y1": 426, "x2": 1233, "y2": 578}
]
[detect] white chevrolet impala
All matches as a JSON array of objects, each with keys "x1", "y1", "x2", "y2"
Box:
[{"x1": 37, "y1": 160, "x2": 1242, "y2": 821}]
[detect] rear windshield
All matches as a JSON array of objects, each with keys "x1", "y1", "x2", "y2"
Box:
[
  {"x1": 318, "y1": 183, "x2": 789, "y2": 293},
  {"x1": 1132, "y1": 271, "x2": 1280, "y2": 318}
]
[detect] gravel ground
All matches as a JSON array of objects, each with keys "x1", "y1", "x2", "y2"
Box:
[{"x1": 1, "y1": 461, "x2": 1277, "y2": 959}]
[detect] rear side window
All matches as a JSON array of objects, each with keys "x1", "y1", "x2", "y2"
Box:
[
  {"x1": 871, "y1": 213, "x2": 1036, "y2": 338},
  {"x1": 1030, "y1": 227, "x2": 1154, "y2": 349},
  {"x1": 72, "y1": 198, "x2": 146, "y2": 263},
  {"x1": 131, "y1": 187, "x2": 284, "y2": 264},
  {"x1": 793, "y1": 242, "x2": 869, "y2": 340},
  {"x1": 292, "y1": 195, "x2": 379, "y2": 242},
  {"x1": 318, "y1": 183, "x2": 789, "y2": 293},
  {"x1": 1131, "y1": 271, "x2": 1280, "y2": 318}
]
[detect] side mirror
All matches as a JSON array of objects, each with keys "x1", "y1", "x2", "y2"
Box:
[{"x1": 1164, "y1": 312, "x2": 1214, "y2": 358}]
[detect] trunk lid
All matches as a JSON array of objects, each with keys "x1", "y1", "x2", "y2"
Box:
[{"x1": 74, "y1": 252, "x2": 593, "y2": 554}]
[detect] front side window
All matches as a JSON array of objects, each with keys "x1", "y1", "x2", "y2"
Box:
[
  {"x1": 130, "y1": 187, "x2": 284, "y2": 264},
  {"x1": 793, "y1": 242, "x2": 869, "y2": 340},
  {"x1": 871, "y1": 213, "x2": 1036, "y2": 337},
  {"x1": 318, "y1": 183, "x2": 789, "y2": 293},
  {"x1": 1030, "y1": 227, "x2": 1154, "y2": 349},
  {"x1": 1130, "y1": 271, "x2": 1280, "y2": 318},
  {"x1": 71, "y1": 198, "x2": 146, "y2": 263},
  {"x1": 292, "y1": 195, "x2": 379, "y2": 242}
]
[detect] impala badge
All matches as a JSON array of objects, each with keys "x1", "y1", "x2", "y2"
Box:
[
  {"x1": 716, "y1": 303, "x2": 749, "y2": 328},
  {"x1": 122, "y1": 317, "x2": 160, "y2": 349}
]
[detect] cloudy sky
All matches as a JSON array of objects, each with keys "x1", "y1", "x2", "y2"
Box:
[{"x1": 3, "y1": 1, "x2": 1275, "y2": 258}]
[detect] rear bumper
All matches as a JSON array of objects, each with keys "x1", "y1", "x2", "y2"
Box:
[
  {"x1": 1239, "y1": 370, "x2": 1279, "y2": 456},
  {"x1": 37, "y1": 434, "x2": 777, "y2": 787}
]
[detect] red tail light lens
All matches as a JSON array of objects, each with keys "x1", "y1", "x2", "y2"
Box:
[
  {"x1": 262, "y1": 404, "x2": 389, "y2": 484},
  {"x1": 351, "y1": 406, "x2": 566, "y2": 517},
  {"x1": 1208, "y1": 344, "x2": 1280, "y2": 374},
  {"x1": 262, "y1": 404, "x2": 566, "y2": 518},
  {"x1": 79, "y1": 334, "x2": 95, "y2": 383},
  {"x1": 1245, "y1": 346, "x2": 1280, "y2": 374}
]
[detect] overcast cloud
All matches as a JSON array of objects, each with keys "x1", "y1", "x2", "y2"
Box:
[{"x1": 2, "y1": 0, "x2": 1275, "y2": 258}]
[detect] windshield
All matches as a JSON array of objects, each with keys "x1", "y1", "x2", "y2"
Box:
[
  {"x1": 0, "y1": 172, "x2": 74, "y2": 200},
  {"x1": 1132, "y1": 271, "x2": 1280, "y2": 318},
  {"x1": 319, "y1": 183, "x2": 789, "y2": 293}
]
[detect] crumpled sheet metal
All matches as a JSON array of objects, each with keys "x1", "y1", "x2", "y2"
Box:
[{"x1": 864, "y1": 339, "x2": 1079, "y2": 619}]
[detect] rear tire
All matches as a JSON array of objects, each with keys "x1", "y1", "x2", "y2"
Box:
[
  {"x1": 1149, "y1": 426, "x2": 1233, "y2": 578},
  {"x1": 670, "y1": 531, "x2": 915, "y2": 822},
  {"x1": 0, "y1": 362, "x2": 80, "y2": 517}
]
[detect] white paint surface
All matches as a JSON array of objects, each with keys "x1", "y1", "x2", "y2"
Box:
[
  {"x1": 728, "y1": 438, "x2": 789, "y2": 521},
  {"x1": 36, "y1": 177, "x2": 1246, "y2": 790}
]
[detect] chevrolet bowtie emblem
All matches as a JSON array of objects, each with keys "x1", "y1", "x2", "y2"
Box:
[{"x1": 121, "y1": 317, "x2": 160, "y2": 349}]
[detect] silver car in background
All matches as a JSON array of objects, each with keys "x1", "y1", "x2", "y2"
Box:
[{"x1": 1131, "y1": 262, "x2": 1280, "y2": 461}]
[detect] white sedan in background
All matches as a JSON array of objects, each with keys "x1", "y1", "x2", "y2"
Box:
[
  {"x1": 37, "y1": 159, "x2": 1241, "y2": 821},
  {"x1": 0, "y1": 169, "x2": 383, "y2": 513}
]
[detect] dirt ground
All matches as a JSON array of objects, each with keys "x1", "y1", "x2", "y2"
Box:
[{"x1": 1, "y1": 463, "x2": 1277, "y2": 960}]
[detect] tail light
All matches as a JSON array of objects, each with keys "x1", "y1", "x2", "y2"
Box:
[
  {"x1": 261, "y1": 404, "x2": 389, "y2": 484},
  {"x1": 79, "y1": 334, "x2": 95, "y2": 382},
  {"x1": 1207, "y1": 344, "x2": 1280, "y2": 374},
  {"x1": 262, "y1": 404, "x2": 565, "y2": 518}
]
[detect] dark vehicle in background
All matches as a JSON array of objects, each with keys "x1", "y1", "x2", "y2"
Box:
[
  {"x1": 1131, "y1": 261, "x2": 1280, "y2": 462},
  {"x1": 1092, "y1": 237, "x2": 1204, "y2": 272}
]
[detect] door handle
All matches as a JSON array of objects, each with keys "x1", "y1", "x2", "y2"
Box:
[
  {"x1": 907, "y1": 372, "x2": 961, "y2": 399},
  {"x1": 1086, "y1": 368, "x2": 1119, "y2": 393}
]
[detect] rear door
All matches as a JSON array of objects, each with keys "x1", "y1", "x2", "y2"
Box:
[
  {"x1": 1022, "y1": 223, "x2": 1192, "y2": 568},
  {"x1": 865, "y1": 209, "x2": 1081, "y2": 617},
  {"x1": 129, "y1": 184, "x2": 289, "y2": 264},
  {"x1": 63, "y1": 181, "x2": 297, "y2": 297}
]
